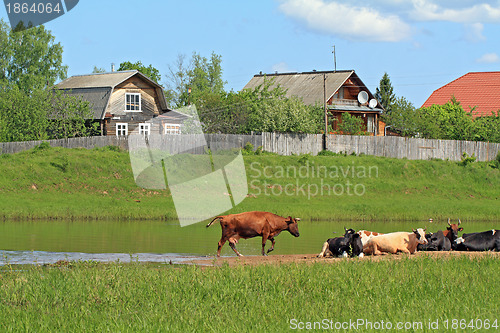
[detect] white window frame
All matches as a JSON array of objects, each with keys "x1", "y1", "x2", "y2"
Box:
[
  {"x1": 125, "y1": 93, "x2": 141, "y2": 112},
  {"x1": 163, "y1": 123, "x2": 181, "y2": 135},
  {"x1": 116, "y1": 123, "x2": 128, "y2": 136},
  {"x1": 139, "y1": 123, "x2": 151, "y2": 138}
]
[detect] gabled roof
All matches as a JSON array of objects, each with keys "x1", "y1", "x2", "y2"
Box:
[
  {"x1": 421, "y1": 72, "x2": 500, "y2": 118},
  {"x1": 244, "y1": 70, "x2": 353, "y2": 106},
  {"x1": 55, "y1": 70, "x2": 169, "y2": 119}
]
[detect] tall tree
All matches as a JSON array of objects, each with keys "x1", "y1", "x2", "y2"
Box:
[
  {"x1": 0, "y1": 19, "x2": 67, "y2": 93},
  {"x1": 117, "y1": 61, "x2": 162, "y2": 84},
  {"x1": 164, "y1": 52, "x2": 227, "y2": 108},
  {"x1": 375, "y1": 72, "x2": 396, "y2": 114}
]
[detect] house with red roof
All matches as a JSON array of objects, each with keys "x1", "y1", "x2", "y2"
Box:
[{"x1": 421, "y1": 72, "x2": 500, "y2": 118}]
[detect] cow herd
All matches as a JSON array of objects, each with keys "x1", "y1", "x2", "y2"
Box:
[
  {"x1": 319, "y1": 219, "x2": 500, "y2": 258},
  {"x1": 206, "y1": 212, "x2": 500, "y2": 257}
]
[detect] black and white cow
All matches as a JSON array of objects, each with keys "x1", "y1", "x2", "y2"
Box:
[
  {"x1": 417, "y1": 230, "x2": 451, "y2": 251},
  {"x1": 317, "y1": 228, "x2": 364, "y2": 258},
  {"x1": 454, "y1": 229, "x2": 500, "y2": 251}
]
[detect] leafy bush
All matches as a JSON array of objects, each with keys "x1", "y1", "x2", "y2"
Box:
[
  {"x1": 33, "y1": 142, "x2": 51, "y2": 151},
  {"x1": 459, "y1": 152, "x2": 476, "y2": 166},
  {"x1": 336, "y1": 113, "x2": 364, "y2": 135},
  {"x1": 490, "y1": 152, "x2": 500, "y2": 169}
]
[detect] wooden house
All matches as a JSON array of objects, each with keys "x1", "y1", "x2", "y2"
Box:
[
  {"x1": 243, "y1": 70, "x2": 386, "y2": 136},
  {"x1": 56, "y1": 70, "x2": 184, "y2": 136}
]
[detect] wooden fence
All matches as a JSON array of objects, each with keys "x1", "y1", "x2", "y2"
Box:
[{"x1": 1, "y1": 133, "x2": 499, "y2": 162}]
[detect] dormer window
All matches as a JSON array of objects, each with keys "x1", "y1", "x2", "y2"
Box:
[{"x1": 125, "y1": 93, "x2": 141, "y2": 111}]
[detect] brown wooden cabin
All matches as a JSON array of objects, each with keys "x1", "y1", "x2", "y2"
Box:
[
  {"x1": 56, "y1": 70, "x2": 183, "y2": 136},
  {"x1": 244, "y1": 70, "x2": 387, "y2": 136}
]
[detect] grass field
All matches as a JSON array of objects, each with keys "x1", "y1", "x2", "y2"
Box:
[
  {"x1": 0, "y1": 256, "x2": 498, "y2": 332},
  {"x1": 0, "y1": 145, "x2": 499, "y2": 221}
]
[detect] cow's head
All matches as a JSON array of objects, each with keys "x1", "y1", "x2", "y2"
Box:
[
  {"x1": 446, "y1": 218, "x2": 463, "y2": 241},
  {"x1": 412, "y1": 228, "x2": 428, "y2": 244},
  {"x1": 286, "y1": 217, "x2": 300, "y2": 237},
  {"x1": 425, "y1": 232, "x2": 442, "y2": 250},
  {"x1": 343, "y1": 227, "x2": 357, "y2": 237}
]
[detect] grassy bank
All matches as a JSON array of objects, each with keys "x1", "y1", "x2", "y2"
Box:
[
  {"x1": 0, "y1": 145, "x2": 498, "y2": 221},
  {"x1": 0, "y1": 256, "x2": 498, "y2": 331}
]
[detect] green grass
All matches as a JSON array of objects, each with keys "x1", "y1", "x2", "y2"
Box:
[
  {"x1": 0, "y1": 145, "x2": 498, "y2": 221},
  {"x1": 0, "y1": 256, "x2": 498, "y2": 331}
]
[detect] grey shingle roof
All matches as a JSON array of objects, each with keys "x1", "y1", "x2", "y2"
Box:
[
  {"x1": 55, "y1": 70, "x2": 169, "y2": 119},
  {"x1": 243, "y1": 70, "x2": 354, "y2": 106},
  {"x1": 56, "y1": 71, "x2": 139, "y2": 89},
  {"x1": 58, "y1": 87, "x2": 112, "y2": 119}
]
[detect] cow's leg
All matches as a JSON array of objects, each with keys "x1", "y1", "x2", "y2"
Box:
[
  {"x1": 317, "y1": 241, "x2": 329, "y2": 258},
  {"x1": 373, "y1": 244, "x2": 385, "y2": 256},
  {"x1": 266, "y1": 237, "x2": 276, "y2": 254},
  {"x1": 399, "y1": 247, "x2": 411, "y2": 254},
  {"x1": 217, "y1": 238, "x2": 226, "y2": 257},
  {"x1": 261, "y1": 235, "x2": 269, "y2": 256},
  {"x1": 228, "y1": 240, "x2": 243, "y2": 257}
]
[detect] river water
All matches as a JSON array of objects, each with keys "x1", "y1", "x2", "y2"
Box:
[{"x1": 0, "y1": 219, "x2": 498, "y2": 265}]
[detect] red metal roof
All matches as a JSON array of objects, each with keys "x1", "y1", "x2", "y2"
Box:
[{"x1": 421, "y1": 72, "x2": 500, "y2": 118}]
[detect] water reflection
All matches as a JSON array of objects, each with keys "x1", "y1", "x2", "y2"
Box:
[{"x1": 0, "y1": 219, "x2": 497, "y2": 265}]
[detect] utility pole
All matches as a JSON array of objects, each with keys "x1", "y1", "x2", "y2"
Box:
[
  {"x1": 333, "y1": 45, "x2": 336, "y2": 73},
  {"x1": 323, "y1": 73, "x2": 327, "y2": 150}
]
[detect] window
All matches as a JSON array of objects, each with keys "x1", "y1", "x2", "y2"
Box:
[
  {"x1": 139, "y1": 123, "x2": 151, "y2": 138},
  {"x1": 116, "y1": 123, "x2": 128, "y2": 136},
  {"x1": 125, "y1": 93, "x2": 141, "y2": 111},
  {"x1": 163, "y1": 123, "x2": 181, "y2": 135},
  {"x1": 332, "y1": 88, "x2": 344, "y2": 99}
]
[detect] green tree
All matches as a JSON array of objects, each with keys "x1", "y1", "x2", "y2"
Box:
[
  {"x1": 336, "y1": 112, "x2": 365, "y2": 135},
  {"x1": 416, "y1": 100, "x2": 474, "y2": 140},
  {"x1": 92, "y1": 66, "x2": 106, "y2": 73},
  {"x1": 118, "y1": 61, "x2": 161, "y2": 83},
  {"x1": 164, "y1": 52, "x2": 227, "y2": 108},
  {"x1": 0, "y1": 19, "x2": 67, "y2": 93},
  {"x1": 375, "y1": 72, "x2": 396, "y2": 113},
  {"x1": 0, "y1": 86, "x2": 93, "y2": 142},
  {"x1": 382, "y1": 97, "x2": 419, "y2": 137},
  {"x1": 472, "y1": 111, "x2": 500, "y2": 142}
]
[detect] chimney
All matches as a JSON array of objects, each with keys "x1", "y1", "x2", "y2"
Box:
[{"x1": 111, "y1": 63, "x2": 115, "y2": 72}]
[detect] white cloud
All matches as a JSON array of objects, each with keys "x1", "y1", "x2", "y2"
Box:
[
  {"x1": 278, "y1": 0, "x2": 500, "y2": 43},
  {"x1": 476, "y1": 53, "x2": 500, "y2": 63},
  {"x1": 463, "y1": 23, "x2": 486, "y2": 42},
  {"x1": 272, "y1": 62, "x2": 294, "y2": 73},
  {"x1": 411, "y1": 0, "x2": 500, "y2": 23},
  {"x1": 278, "y1": 0, "x2": 411, "y2": 42}
]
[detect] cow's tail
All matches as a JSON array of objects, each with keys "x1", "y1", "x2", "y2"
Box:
[{"x1": 206, "y1": 216, "x2": 223, "y2": 228}]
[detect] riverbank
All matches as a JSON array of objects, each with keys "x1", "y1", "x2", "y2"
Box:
[
  {"x1": 0, "y1": 145, "x2": 498, "y2": 221},
  {"x1": 0, "y1": 255, "x2": 498, "y2": 331}
]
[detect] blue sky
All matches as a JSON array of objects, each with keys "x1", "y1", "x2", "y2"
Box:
[{"x1": 1, "y1": 0, "x2": 500, "y2": 107}]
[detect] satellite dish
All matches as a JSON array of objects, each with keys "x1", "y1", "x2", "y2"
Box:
[
  {"x1": 357, "y1": 91, "x2": 369, "y2": 104},
  {"x1": 369, "y1": 99, "x2": 378, "y2": 109}
]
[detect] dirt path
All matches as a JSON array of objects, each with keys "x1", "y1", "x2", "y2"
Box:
[{"x1": 190, "y1": 251, "x2": 500, "y2": 267}]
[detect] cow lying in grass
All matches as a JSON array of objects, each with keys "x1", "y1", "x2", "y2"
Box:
[
  {"x1": 317, "y1": 228, "x2": 364, "y2": 258},
  {"x1": 363, "y1": 228, "x2": 427, "y2": 255},
  {"x1": 454, "y1": 229, "x2": 500, "y2": 251},
  {"x1": 417, "y1": 230, "x2": 452, "y2": 251}
]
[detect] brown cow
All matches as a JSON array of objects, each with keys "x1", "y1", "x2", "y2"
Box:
[
  {"x1": 206, "y1": 211, "x2": 300, "y2": 257},
  {"x1": 442, "y1": 218, "x2": 463, "y2": 244}
]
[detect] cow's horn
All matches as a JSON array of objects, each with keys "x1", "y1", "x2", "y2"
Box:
[
  {"x1": 458, "y1": 219, "x2": 461, "y2": 226},
  {"x1": 447, "y1": 218, "x2": 451, "y2": 226}
]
